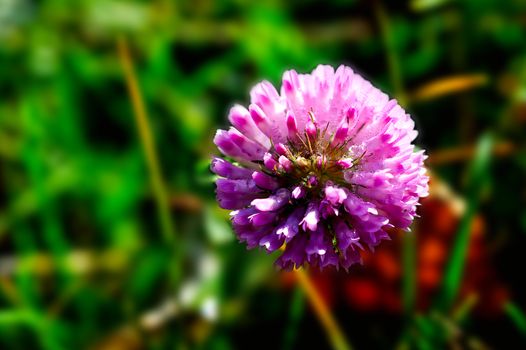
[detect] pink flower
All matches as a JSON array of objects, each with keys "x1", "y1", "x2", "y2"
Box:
[{"x1": 211, "y1": 64, "x2": 429, "y2": 270}]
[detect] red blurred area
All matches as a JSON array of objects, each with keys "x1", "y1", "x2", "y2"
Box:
[{"x1": 282, "y1": 178, "x2": 509, "y2": 316}]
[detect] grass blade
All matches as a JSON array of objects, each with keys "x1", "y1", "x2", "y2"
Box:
[
  {"x1": 434, "y1": 134, "x2": 492, "y2": 311},
  {"x1": 117, "y1": 36, "x2": 176, "y2": 247},
  {"x1": 402, "y1": 230, "x2": 416, "y2": 316},
  {"x1": 504, "y1": 302, "x2": 526, "y2": 336},
  {"x1": 282, "y1": 286, "x2": 306, "y2": 350}
]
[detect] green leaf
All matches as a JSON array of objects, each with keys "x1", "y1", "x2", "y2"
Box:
[
  {"x1": 434, "y1": 134, "x2": 493, "y2": 311},
  {"x1": 505, "y1": 302, "x2": 526, "y2": 337}
]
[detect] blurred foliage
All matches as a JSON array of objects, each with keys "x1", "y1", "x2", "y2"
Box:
[{"x1": 1, "y1": 0, "x2": 526, "y2": 349}]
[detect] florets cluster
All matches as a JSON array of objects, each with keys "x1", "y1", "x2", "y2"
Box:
[{"x1": 212, "y1": 64, "x2": 429, "y2": 270}]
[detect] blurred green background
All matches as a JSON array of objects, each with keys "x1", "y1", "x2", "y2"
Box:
[{"x1": 1, "y1": 0, "x2": 526, "y2": 349}]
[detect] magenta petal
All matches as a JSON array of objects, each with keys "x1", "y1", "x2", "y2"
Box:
[
  {"x1": 336, "y1": 158, "x2": 353, "y2": 169},
  {"x1": 276, "y1": 206, "x2": 305, "y2": 241},
  {"x1": 300, "y1": 202, "x2": 320, "y2": 232},
  {"x1": 263, "y1": 152, "x2": 278, "y2": 171},
  {"x1": 251, "y1": 188, "x2": 290, "y2": 212},
  {"x1": 252, "y1": 171, "x2": 279, "y2": 190},
  {"x1": 306, "y1": 226, "x2": 329, "y2": 257},
  {"x1": 319, "y1": 200, "x2": 338, "y2": 219},
  {"x1": 249, "y1": 211, "x2": 277, "y2": 226},
  {"x1": 324, "y1": 184, "x2": 347, "y2": 205},
  {"x1": 231, "y1": 207, "x2": 258, "y2": 226},
  {"x1": 278, "y1": 156, "x2": 293, "y2": 172},
  {"x1": 228, "y1": 104, "x2": 270, "y2": 148},
  {"x1": 332, "y1": 119, "x2": 349, "y2": 145},
  {"x1": 259, "y1": 231, "x2": 285, "y2": 252},
  {"x1": 291, "y1": 186, "x2": 305, "y2": 199},
  {"x1": 305, "y1": 120, "x2": 317, "y2": 138},
  {"x1": 211, "y1": 158, "x2": 253, "y2": 180},
  {"x1": 286, "y1": 112, "x2": 298, "y2": 137},
  {"x1": 216, "y1": 178, "x2": 258, "y2": 194},
  {"x1": 275, "y1": 143, "x2": 289, "y2": 156},
  {"x1": 214, "y1": 130, "x2": 254, "y2": 163},
  {"x1": 237, "y1": 226, "x2": 271, "y2": 249},
  {"x1": 275, "y1": 234, "x2": 308, "y2": 270},
  {"x1": 334, "y1": 219, "x2": 362, "y2": 252}
]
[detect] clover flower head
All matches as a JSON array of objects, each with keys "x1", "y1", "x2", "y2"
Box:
[{"x1": 211, "y1": 64, "x2": 429, "y2": 270}]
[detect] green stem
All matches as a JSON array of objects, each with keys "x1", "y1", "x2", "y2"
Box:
[
  {"x1": 504, "y1": 302, "x2": 526, "y2": 337},
  {"x1": 117, "y1": 37, "x2": 176, "y2": 247},
  {"x1": 295, "y1": 269, "x2": 353, "y2": 350},
  {"x1": 402, "y1": 230, "x2": 416, "y2": 316},
  {"x1": 282, "y1": 286, "x2": 306, "y2": 350},
  {"x1": 374, "y1": 0, "x2": 407, "y2": 105},
  {"x1": 434, "y1": 135, "x2": 492, "y2": 311}
]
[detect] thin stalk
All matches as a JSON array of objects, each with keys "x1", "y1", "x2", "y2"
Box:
[
  {"x1": 434, "y1": 135, "x2": 492, "y2": 311},
  {"x1": 282, "y1": 286, "x2": 306, "y2": 350},
  {"x1": 504, "y1": 302, "x2": 526, "y2": 336},
  {"x1": 295, "y1": 269, "x2": 352, "y2": 350},
  {"x1": 402, "y1": 230, "x2": 416, "y2": 315},
  {"x1": 374, "y1": 0, "x2": 407, "y2": 106},
  {"x1": 117, "y1": 37, "x2": 176, "y2": 246}
]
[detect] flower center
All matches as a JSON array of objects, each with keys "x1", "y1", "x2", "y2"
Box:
[{"x1": 261, "y1": 112, "x2": 366, "y2": 198}]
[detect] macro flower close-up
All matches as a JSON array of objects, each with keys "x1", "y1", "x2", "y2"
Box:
[
  {"x1": 3, "y1": 1, "x2": 526, "y2": 349},
  {"x1": 212, "y1": 64, "x2": 429, "y2": 270}
]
